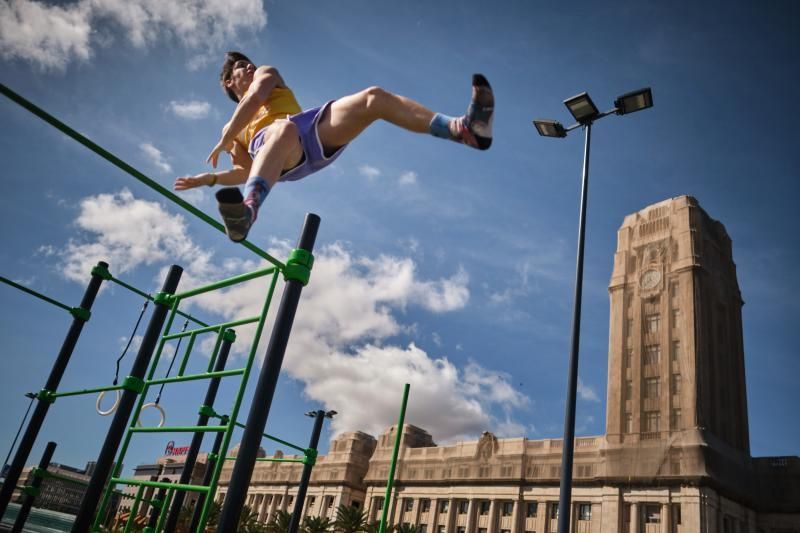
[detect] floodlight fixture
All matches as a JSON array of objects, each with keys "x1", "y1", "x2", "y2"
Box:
[
  {"x1": 614, "y1": 87, "x2": 653, "y2": 115},
  {"x1": 325, "y1": 410, "x2": 337, "y2": 418},
  {"x1": 533, "y1": 119, "x2": 567, "y2": 138},
  {"x1": 563, "y1": 92, "x2": 599, "y2": 124}
]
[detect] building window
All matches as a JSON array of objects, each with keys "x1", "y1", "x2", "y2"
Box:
[
  {"x1": 644, "y1": 504, "x2": 661, "y2": 523},
  {"x1": 374, "y1": 497, "x2": 383, "y2": 511},
  {"x1": 500, "y1": 530, "x2": 511, "y2": 533},
  {"x1": 457, "y1": 528, "x2": 466, "y2": 533},
  {"x1": 437, "y1": 527, "x2": 445, "y2": 533},
  {"x1": 405, "y1": 499, "x2": 414, "y2": 512},
  {"x1": 419, "y1": 525, "x2": 427, "y2": 533},
  {"x1": 549, "y1": 503, "x2": 559, "y2": 519},
  {"x1": 644, "y1": 411, "x2": 660, "y2": 432},
  {"x1": 671, "y1": 408, "x2": 682, "y2": 429},
  {"x1": 479, "y1": 501, "x2": 490, "y2": 515},
  {"x1": 625, "y1": 380, "x2": 632, "y2": 400},
  {"x1": 671, "y1": 340, "x2": 681, "y2": 361},
  {"x1": 479, "y1": 466, "x2": 490, "y2": 478},
  {"x1": 644, "y1": 378, "x2": 660, "y2": 399},
  {"x1": 526, "y1": 502, "x2": 538, "y2": 518},
  {"x1": 308, "y1": 496, "x2": 316, "y2": 508},
  {"x1": 644, "y1": 345, "x2": 660, "y2": 366},
  {"x1": 407, "y1": 469, "x2": 417, "y2": 479},
  {"x1": 478, "y1": 529, "x2": 487, "y2": 533},
  {"x1": 500, "y1": 464, "x2": 513, "y2": 477},
  {"x1": 673, "y1": 503, "x2": 682, "y2": 525},
  {"x1": 645, "y1": 314, "x2": 661, "y2": 333},
  {"x1": 671, "y1": 374, "x2": 682, "y2": 394},
  {"x1": 502, "y1": 502, "x2": 514, "y2": 516},
  {"x1": 624, "y1": 349, "x2": 632, "y2": 368},
  {"x1": 424, "y1": 469, "x2": 433, "y2": 479},
  {"x1": 458, "y1": 466, "x2": 469, "y2": 477},
  {"x1": 458, "y1": 500, "x2": 469, "y2": 514},
  {"x1": 439, "y1": 500, "x2": 449, "y2": 513},
  {"x1": 578, "y1": 504, "x2": 592, "y2": 521},
  {"x1": 672, "y1": 309, "x2": 681, "y2": 328},
  {"x1": 624, "y1": 413, "x2": 633, "y2": 434},
  {"x1": 421, "y1": 499, "x2": 431, "y2": 513}
]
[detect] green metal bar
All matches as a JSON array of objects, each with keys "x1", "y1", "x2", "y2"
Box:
[
  {"x1": 50, "y1": 383, "x2": 125, "y2": 399},
  {"x1": 378, "y1": 383, "x2": 411, "y2": 533},
  {"x1": 173, "y1": 265, "x2": 279, "y2": 300},
  {"x1": 205, "y1": 329, "x2": 225, "y2": 376},
  {"x1": 124, "y1": 485, "x2": 146, "y2": 533},
  {"x1": 107, "y1": 277, "x2": 209, "y2": 327},
  {"x1": 0, "y1": 275, "x2": 73, "y2": 313},
  {"x1": 129, "y1": 425, "x2": 228, "y2": 433},
  {"x1": 232, "y1": 421, "x2": 307, "y2": 454},
  {"x1": 199, "y1": 270, "x2": 280, "y2": 530},
  {"x1": 0, "y1": 82, "x2": 283, "y2": 267},
  {"x1": 162, "y1": 315, "x2": 260, "y2": 340},
  {"x1": 147, "y1": 368, "x2": 245, "y2": 386},
  {"x1": 154, "y1": 487, "x2": 176, "y2": 531},
  {"x1": 177, "y1": 331, "x2": 198, "y2": 377},
  {"x1": 111, "y1": 477, "x2": 211, "y2": 494}
]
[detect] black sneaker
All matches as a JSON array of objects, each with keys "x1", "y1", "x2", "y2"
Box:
[{"x1": 216, "y1": 188, "x2": 253, "y2": 242}]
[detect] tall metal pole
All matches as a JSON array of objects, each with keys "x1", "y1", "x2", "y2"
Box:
[
  {"x1": 188, "y1": 427, "x2": 225, "y2": 533},
  {"x1": 288, "y1": 411, "x2": 327, "y2": 533},
  {"x1": 11, "y1": 441, "x2": 57, "y2": 533},
  {"x1": 0, "y1": 261, "x2": 108, "y2": 518},
  {"x1": 162, "y1": 332, "x2": 235, "y2": 532},
  {"x1": 72, "y1": 264, "x2": 183, "y2": 532},
  {"x1": 217, "y1": 213, "x2": 321, "y2": 532},
  {"x1": 556, "y1": 123, "x2": 592, "y2": 533},
  {"x1": 378, "y1": 383, "x2": 410, "y2": 533}
]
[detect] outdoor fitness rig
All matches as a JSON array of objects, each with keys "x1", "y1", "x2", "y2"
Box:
[{"x1": 0, "y1": 82, "x2": 325, "y2": 532}]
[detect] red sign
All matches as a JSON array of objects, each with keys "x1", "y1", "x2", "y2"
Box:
[{"x1": 164, "y1": 441, "x2": 191, "y2": 457}]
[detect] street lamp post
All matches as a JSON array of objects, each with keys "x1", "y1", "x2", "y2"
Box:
[{"x1": 533, "y1": 87, "x2": 653, "y2": 533}]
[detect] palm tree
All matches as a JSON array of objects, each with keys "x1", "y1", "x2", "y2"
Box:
[
  {"x1": 301, "y1": 515, "x2": 333, "y2": 533},
  {"x1": 394, "y1": 524, "x2": 418, "y2": 533},
  {"x1": 239, "y1": 504, "x2": 262, "y2": 532},
  {"x1": 265, "y1": 509, "x2": 292, "y2": 533},
  {"x1": 333, "y1": 504, "x2": 368, "y2": 533}
]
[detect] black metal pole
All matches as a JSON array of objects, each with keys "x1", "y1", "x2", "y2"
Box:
[
  {"x1": 288, "y1": 411, "x2": 326, "y2": 533},
  {"x1": 556, "y1": 123, "x2": 591, "y2": 533},
  {"x1": 162, "y1": 332, "x2": 235, "y2": 532},
  {"x1": 0, "y1": 261, "x2": 107, "y2": 518},
  {"x1": 145, "y1": 477, "x2": 171, "y2": 531},
  {"x1": 11, "y1": 441, "x2": 57, "y2": 533},
  {"x1": 72, "y1": 265, "x2": 183, "y2": 532},
  {"x1": 216, "y1": 213, "x2": 320, "y2": 532},
  {"x1": 188, "y1": 427, "x2": 225, "y2": 533}
]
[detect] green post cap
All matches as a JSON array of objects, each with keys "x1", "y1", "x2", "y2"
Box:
[
  {"x1": 37, "y1": 389, "x2": 57, "y2": 404},
  {"x1": 121, "y1": 376, "x2": 145, "y2": 393},
  {"x1": 198, "y1": 404, "x2": 218, "y2": 418},
  {"x1": 283, "y1": 248, "x2": 314, "y2": 286},
  {"x1": 222, "y1": 329, "x2": 237, "y2": 343},
  {"x1": 22, "y1": 485, "x2": 40, "y2": 498},
  {"x1": 91, "y1": 263, "x2": 113, "y2": 280},
  {"x1": 303, "y1": 448, "x2": 318, "y2": 466},
  {"x1": 153, "y1": 291, "x2": 176, "y2": 306}
]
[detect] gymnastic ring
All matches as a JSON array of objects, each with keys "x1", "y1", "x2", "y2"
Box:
[
  {"x1": 96, "y1": 390, "x2": 121, "y2": 416},
  {"x1": 135, "y1": 402, "x2": 166, "y2": 428}
]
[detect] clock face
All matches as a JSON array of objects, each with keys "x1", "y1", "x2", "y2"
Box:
[{"x1": 640, "y1": 269, "x2": 662, "y2": 290}]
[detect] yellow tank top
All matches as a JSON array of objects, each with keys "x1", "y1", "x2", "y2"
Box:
[{"x1": 235, "y1": 86, "x2": 302, "y2": 148}]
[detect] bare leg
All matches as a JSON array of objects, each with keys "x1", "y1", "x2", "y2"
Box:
[{"x1": 317, "y1": 86, "x2": 435, "y2": 150}]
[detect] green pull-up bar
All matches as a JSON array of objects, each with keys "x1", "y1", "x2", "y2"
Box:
[{"x1": 0, "y1": 82, "x2": 283, "y2": 268}]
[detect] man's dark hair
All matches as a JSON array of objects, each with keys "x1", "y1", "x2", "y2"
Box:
[{"x1": 220, "y1": 51, "x2": 254, "y2": 103}]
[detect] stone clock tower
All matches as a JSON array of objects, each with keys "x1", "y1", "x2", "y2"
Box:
[{"x1": 605, "y1": 196, "x2": 750, "y2": 453}]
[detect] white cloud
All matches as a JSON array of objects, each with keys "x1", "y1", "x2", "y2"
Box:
[
  {"x1": 168, "y1": 100, "x2": 211, "y2": 120},
  {"x1": 0, "y1": 0, "x2": 267, "y2": 71},
  {"x1": 53, "y1": 189, "x2": 531, "y2": 442},
  {"x1": 398, "y1": 170, "x2": 417, "y2": 186},
  {"x1": 139, "y1": 142, "x2": 172, "y2": 174},
  {"x1": 577, "y1": 378, "x2": 600, "y2": 403},
  {"x1": 358, "y1": 164, "x2": 381, "y2": 180}
]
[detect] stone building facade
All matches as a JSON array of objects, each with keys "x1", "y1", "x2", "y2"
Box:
[{"x1": 211, "y1": 196, "x2": 798, "y2": 532}]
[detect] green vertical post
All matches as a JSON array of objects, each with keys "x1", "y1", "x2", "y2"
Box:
[{"x1": 378, "y1": 383, "x2": 410, "y2": 533}]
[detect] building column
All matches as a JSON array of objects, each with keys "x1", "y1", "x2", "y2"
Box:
[
  {"x1": 390, "y1": 490, "x2": 401, "y2": 526},
  {"x1": 258, "y1": 494, "x2": 270, "y2": 523},
  {"x1": 465, "y1": 499, "x2": 477, "y2": 533},
  {"x1": 510, "y1": 500, "x2": 521, "y2": 533},
  {"x1": 630, "y1": 502, "x2": 640, "y2": 533},
  {"x1": 445, "y1": 498, "x2": 456, "y2": 532},
  {"x1": 430, "y1": 498, "x2": 439, "y2": 531},
  {"x1": 661, "y1": 502, "x2": 671, "y2": 533},
  {"x1": 413, "y1": 497, "x2": 423, "y2": 528},
  {"x1": 487, "y1": 500, "x2": 498, "y2": 533},
  {"x1": 535, "y1": 503, "x2": 546, "y2": 533}
]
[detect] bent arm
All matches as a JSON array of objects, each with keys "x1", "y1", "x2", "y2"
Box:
[
  {"x1": 175, "y1": 143, "x2": 252, "y2": 190},
  {"x1": 220, "y1": 66, "x2": 283, "y2": 147}
]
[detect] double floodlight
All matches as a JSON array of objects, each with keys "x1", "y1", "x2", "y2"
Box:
[
  {"x1": 305, "y1": 410, "x2": 337, "y2": 418},
  {"x1": 533, "y1": 87, "x2": 653, "y2": 138}
]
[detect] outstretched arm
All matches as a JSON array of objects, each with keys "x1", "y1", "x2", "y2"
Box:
[
  {"x1": 207, "y1": 66, "x2": 283, "y2": 167},
  {"x1": 175, "y1": 142, "x2": 252, "y2": 190}
]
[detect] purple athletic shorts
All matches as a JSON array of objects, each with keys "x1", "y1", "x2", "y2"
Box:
[{"x1": 248, "y1": 100, "x2": 347, "y2": 182}]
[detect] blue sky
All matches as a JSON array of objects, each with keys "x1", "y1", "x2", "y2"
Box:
[{"x1": 1, "y1": 0, "x2": 798, "y2": 479}]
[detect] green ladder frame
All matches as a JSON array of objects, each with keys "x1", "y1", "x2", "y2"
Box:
[{"x1": 93, "y1": 264, "x2": 281, "y2": 532}]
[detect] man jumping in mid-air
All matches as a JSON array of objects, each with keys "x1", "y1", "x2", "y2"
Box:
[{"x1": 174, "y1": 51, "x2": 494, "y2": 242}]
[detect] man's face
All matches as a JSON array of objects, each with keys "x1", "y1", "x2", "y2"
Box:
[{"x1": 225, "y1": 59, "x2": 256, "y2": 98}]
